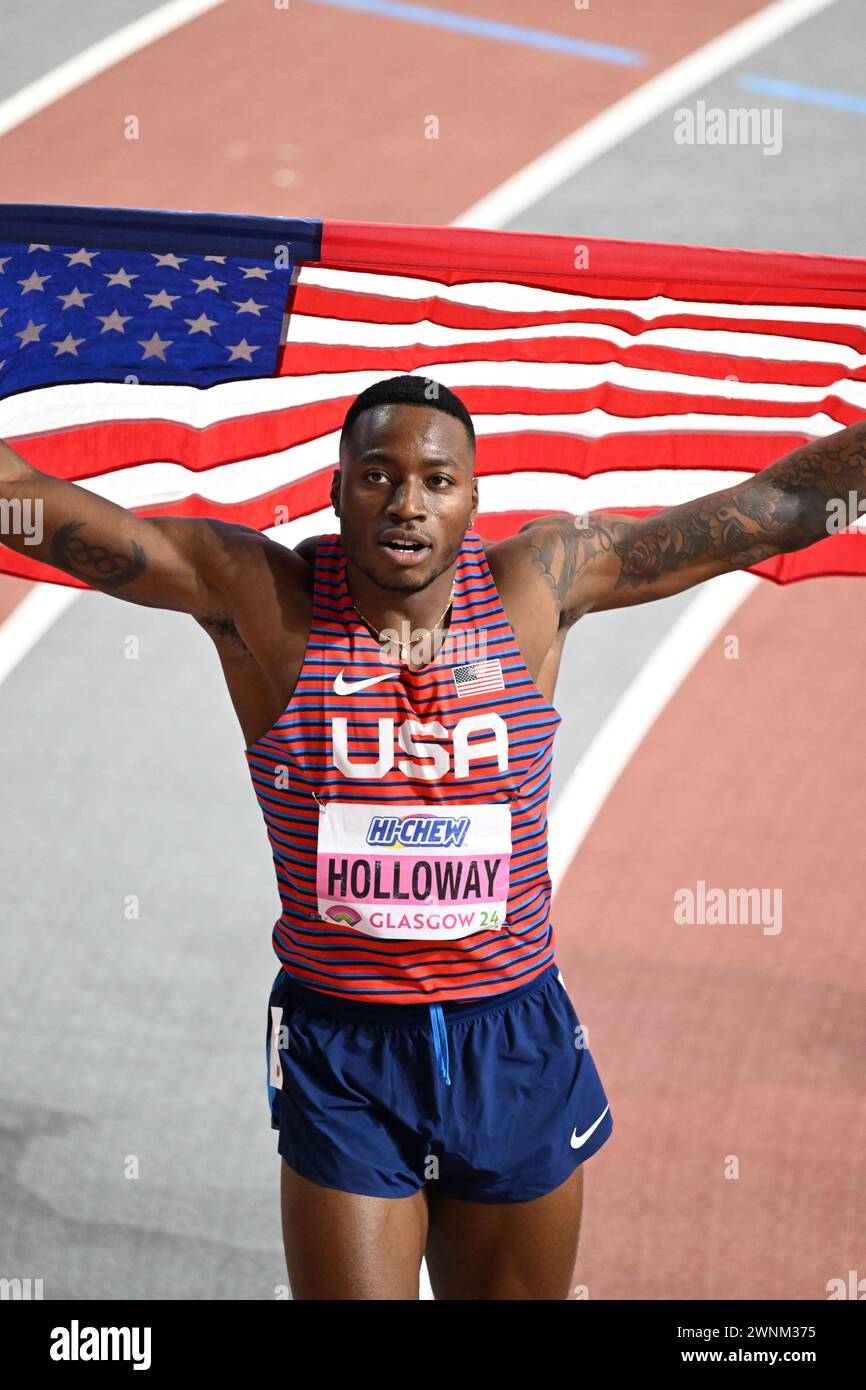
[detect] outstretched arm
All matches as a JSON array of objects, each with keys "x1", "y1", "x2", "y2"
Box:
[
  {"x1": 0, "y1": 439, "x2": 297, "y2": 616},
  {"x1": 516, "y1": 419, "x2": 866, "y2": 624}
]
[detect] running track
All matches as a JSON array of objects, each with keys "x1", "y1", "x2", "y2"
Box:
[{"x1": 0, "y1": 0, "x2": 863, "y2": 1300}]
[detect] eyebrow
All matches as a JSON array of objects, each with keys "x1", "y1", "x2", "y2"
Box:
[{"x1": 357, "y1": 449, "x2": 459, "y2": 467}]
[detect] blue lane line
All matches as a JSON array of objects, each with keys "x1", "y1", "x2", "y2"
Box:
[
  {"x1": 740, "y1": 74, "x2": 866, "y2": 115},
  {"x1": 301, "y1": 0, "x2": 646, "y2": 66}
]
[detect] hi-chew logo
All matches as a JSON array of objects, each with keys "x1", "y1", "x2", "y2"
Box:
[{"x1": 366, "y1": 813, "x2": 470, "y2": 849}]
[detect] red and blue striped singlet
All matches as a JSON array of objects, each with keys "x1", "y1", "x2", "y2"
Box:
[{"x1": 244, "y1": 529, "x2": 563, "y2": 1004}]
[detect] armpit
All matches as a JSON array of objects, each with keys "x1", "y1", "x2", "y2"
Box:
[{"x1": 195, "y1": 611, "x2": 254, "y2": 655}]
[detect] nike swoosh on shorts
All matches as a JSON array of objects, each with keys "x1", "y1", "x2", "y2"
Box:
[
  {"x1": 332, "y1": 669, "x2": 397, "y2": 694},
  {"x1": 570, "y1": 1104, "x2": 610, "y2": 1149}
]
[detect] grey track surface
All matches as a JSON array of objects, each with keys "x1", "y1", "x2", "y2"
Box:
[
  {"x1": 0, "y1": 0, "x2": 169, "y2": 100},
  {"x1": 504, "y1": 0, "x2": 866, "y2": 257},
  {"x1": 1, "y1": 0, "x2": 863, "y2": 1299}
]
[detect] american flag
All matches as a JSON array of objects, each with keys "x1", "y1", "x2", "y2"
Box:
[
  {"x1": 452, "y1": 659, "x2": 506, "y2": 698},
  {"x1": 2, "y1": 202, "x2": 866, "y2": 589}
]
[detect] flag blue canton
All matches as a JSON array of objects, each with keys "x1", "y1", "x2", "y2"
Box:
[{"x1": 0, "y1": 240, "x2": 292, "y2": 397}]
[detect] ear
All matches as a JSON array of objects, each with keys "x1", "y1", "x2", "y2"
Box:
[
  {"x1": 467, "y1": 475, "x2": 479, "y2": 529},
  {"x1": 330, "y1": 467, "x2": 340, "y2": 515}
]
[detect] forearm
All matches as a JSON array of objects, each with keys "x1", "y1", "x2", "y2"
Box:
[
  {"x1": 0, "y1": 441, "x2": 60, "y2": 557},
  {"x1": 499, "y1": 419, "x2": 866, "y2": 623},
  {"x1": 0, "y1": 438, "x2": 218, "y2": 611},
  {"x1": 595, "y1": 417, "x2": 866, "y2": 594},
  {"x1": 757, "y1": 418, "x2": 866, "y2": 545},
  {"x1": 0, "y1": 437, "x2": 147, "y2": 581}
]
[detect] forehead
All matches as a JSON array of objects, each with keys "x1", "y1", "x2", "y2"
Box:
[{"x1": 344, "y1": 403, "x2": 471, "y2": 463}]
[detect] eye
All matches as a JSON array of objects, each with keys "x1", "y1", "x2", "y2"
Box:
[
  {"x1": 428, "y1": 474, "x2": 453, "y2": 487},
  {"x1": 364, "y1": 469, "x2": 388, "y2": 483}
]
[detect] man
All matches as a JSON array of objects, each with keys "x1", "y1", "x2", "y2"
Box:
[{"x1": 0, "y1": 372, "x2": 859, "y2": 1299}]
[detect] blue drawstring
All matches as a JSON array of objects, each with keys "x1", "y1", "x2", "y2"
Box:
[{"x1": 428, "y1": 1003, "x2": 451, "y2": 1085}]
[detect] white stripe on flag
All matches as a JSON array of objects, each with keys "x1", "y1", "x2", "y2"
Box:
[{"x1": 2, "y1": 366, "x2": 864, "y2": 438}]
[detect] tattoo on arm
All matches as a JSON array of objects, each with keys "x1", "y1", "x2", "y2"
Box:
[
  {"x1": 50, "y1": 520, "x2": 147, "y2": 589},
  {"x1": 605, "y1": 441, "x2": 864, "y2": 597},
  {"x1": 523, "y1": 525, "x2": 583, "y2": 614},
  {"x1": 608, "y1": 481, "x2": 808, "y2": 589},
  {"x1": 524, "y1": 421, "x2": 866, "y2": 616},
  {"x1": 524, "y1": 483, "x2": 810, "y2": 620}
]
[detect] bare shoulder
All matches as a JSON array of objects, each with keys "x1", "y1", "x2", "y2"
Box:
[
  {"x1": 484, "y1": 517, "x2": 576, "y2": 605},
  {"x1": 198, "y1": 518, "x2": 312, "y2": 571},
  {"x1": 479, "y1": 526, "x2": 571, "y2": 671},
  {"x1": 189, "y1": 520, "x2": 314, "y2": 653},
  {"x1": 292, "y1": 533, "x2": 325, "y2": 567},
  {"x1": 485, "y1": 513, "x2": 635, "y2": 625}
]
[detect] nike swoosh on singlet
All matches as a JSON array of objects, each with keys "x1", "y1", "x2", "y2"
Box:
[
  {"x1": 570, "y1": 1104, "x2": 610, "y2": 1149},
  {"x1": 332, "y1": 669, "x2": 398, "y2": 695}
]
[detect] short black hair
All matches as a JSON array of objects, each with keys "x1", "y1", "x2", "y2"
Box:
[{"x1": 339, "y1": 375, "x2": 475, "y2": 454}]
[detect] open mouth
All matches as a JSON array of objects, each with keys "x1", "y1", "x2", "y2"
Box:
[{"x1": 379, "y1": 538, "x2": 431, "y2": 566}]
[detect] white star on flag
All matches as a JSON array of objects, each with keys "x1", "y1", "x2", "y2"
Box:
[
  {"x1": 138, "y1": 332, "x2": 172, "y2": 361},
  {"x1": 51, "y1": 333, "x2": 85, "y2": 356},
  {"x1": 233, "y1": 297, "x2": 267, "y2": 316},
  {"x1": 226, "y1": 338, "x2": 260, "y2": 362},
  {"x1": 191, "y1": 275, "x2": 226, "y2": 294},
  {"x1": 15, "y1": 319, "x2": 46, "y2": 345},
  {"x1": 97, "y1": 310, "x2": 132, "y2": 334},
  {"x1": 18, "y1": 270, "x2": 50, "y2": 293},
  {"x1": 57, "y1": 287, "x2": 92, "y2": 310},
  {"x1": 185, "y1": 313, "x2": 218, "y2": 336},
  {"x1": 144, "y1": 289, "x2": 180, "y2": 310},
  {"x1": 103, "y1": 268, "x2": 138, "y2": 288}
]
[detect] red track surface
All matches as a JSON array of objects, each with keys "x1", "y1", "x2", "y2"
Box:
[
  {"x1": 560, "y1": 576, "x2": 866, "y2": 1299},
  {"x1": 4, "y1": 0, "x2": 860, "y2": 1300}
]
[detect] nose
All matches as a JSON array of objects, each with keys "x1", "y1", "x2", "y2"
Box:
[{"x1": 387, "y1": 477, "x2": 427, "y2": 521}]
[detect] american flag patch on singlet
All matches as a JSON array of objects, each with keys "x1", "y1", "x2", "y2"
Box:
[{"x1": 452, "y1": 659, "x2": 505, "y2": 698}]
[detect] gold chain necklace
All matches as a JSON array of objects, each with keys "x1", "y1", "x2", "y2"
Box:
[{"x1": 351, "y1": 580, "x2": 456, "y2": 664}]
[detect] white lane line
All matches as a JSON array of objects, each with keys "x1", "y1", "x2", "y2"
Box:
[
  {"x1": 547, "y1": 570, "x2": 759, "y2": 894},
  {"x1": 454, "y1": 0, "x2": 840, "y2": 229},
  {"x1": 0, "y1": 0, "x2": 227, "y2": 138},
  {"x1": 0, "y1": 583, "x2": 80, "y2": 687}
]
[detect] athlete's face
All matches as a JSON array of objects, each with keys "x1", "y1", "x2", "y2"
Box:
[{"x1": 333, "y1": 403, "x2": 479, "y2": 593}]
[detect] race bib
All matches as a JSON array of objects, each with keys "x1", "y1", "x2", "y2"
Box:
[{"x1": 316, "y1": 801, "x2": 511, "y2": 940}]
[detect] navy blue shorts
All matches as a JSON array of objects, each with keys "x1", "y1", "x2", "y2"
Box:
[{"x1": 265, "y1": 962, "x2": 613, "y2": 1203}]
